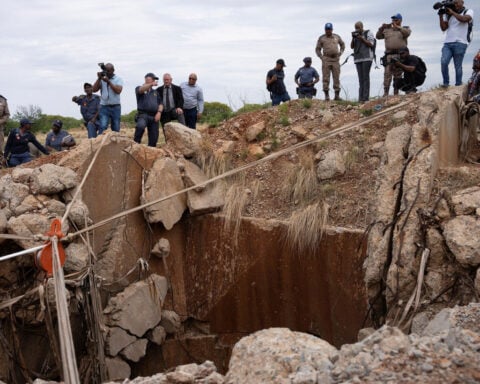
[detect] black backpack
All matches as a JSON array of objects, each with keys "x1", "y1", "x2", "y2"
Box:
[
  {"x1": 415, "y1": 57, "x2": 427, "y2": 86},
  {"x1": 364, "y1": 30, "x2": 378, "y2": 68},
  {"x1": 462, "y1": 9, "x2": 474, "y2": 43}
]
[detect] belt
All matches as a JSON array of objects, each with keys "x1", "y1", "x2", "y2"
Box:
[
  {"x1": 103, "y1": 104, "x2": 120, "y2": 107},
  {"x1": 138, "y1": 110, "x2": 156, "y2": 116}
]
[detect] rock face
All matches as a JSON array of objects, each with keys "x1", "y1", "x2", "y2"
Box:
[
  {"x1": 142, "y1": 157, "x2": 187, "y2": 230},
  {"x1": 103, "y1": 274, "x2": 168, "y2": 337}
]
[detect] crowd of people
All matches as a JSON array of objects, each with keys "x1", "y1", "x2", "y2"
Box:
[
  {"x1": 266, "y1": 0, "x2": 474, "y2": 105},
  {"x1": 0, "y1": 1, "x2": 477, "y2": 168}
]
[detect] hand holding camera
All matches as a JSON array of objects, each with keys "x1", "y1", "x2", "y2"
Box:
[{"x1": 97, "y1": 63, "x2": 108, "y2": 80}]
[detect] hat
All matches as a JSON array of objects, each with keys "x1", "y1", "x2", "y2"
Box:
[
  {"x1": 61, "y1": 134, "x2": 76, "y2": 146},
  {"x1": 52, "y1": 119, "x2": 63, "y2": 128},
  {"x1": 145, "y1": 72, "x2": 159, "y2": 80},
  {"x1": 398, "y1": 46, "x2": 409, "y2": 53},
  {"x1": 325, "y1": 23, "x2": 333, "y2": 30},
  {"x1": 303, "y1": 57, "x2": 312, "y2": 63},
  {"x1": 20, "y1": 118, "x2": 34, "y2": 126},
  {"x1": 276, "y1": 59, "x2": 286, "y2": 67},
  {"x1": 391, "y1": 13, "x2": 402, "y2": 20}
]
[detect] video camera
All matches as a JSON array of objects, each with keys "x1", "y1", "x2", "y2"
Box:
[
  {"x1": 390, "y1": 57, "x2": 401, "y2": 64},
  {"x1": 351, "y1": 30, "x2": 361, "y2": 38},
  {"x1": 433, "y1": 0, "x2": 456, "y2": 15},
  {"x1": 98, "y1": 62, "x2": 107, "y2": 77}
]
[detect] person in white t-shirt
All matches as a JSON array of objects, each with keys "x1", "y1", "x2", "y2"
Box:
[{"x1": 439, "y1": 0, "x2": 474, "y2": 87}]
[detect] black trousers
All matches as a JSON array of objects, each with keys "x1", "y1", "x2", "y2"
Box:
[
  {"x1": 134, "y1": 113, "x2": 159, "y2": 147},
  {"x1": 355, "y1": 61, "x2": 372, "y2": 102}
]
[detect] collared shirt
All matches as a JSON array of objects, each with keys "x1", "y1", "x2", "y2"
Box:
[
  {"x1": 46, "y1": 130, "x2": 72, "y2": 151},
  {"x1": 136, "y1": 86, "x2": 161, "y2": 114},
  {"x1": 316, "y1": 34, "x2": 346, "y2": 59},
  {"x1": 294, "y1": 66, "x2": 319, "y2": 86},
  {"x1": 4, "y1": 128, "x2": 48, "y2": 156},
  {"x1": 100, "y1": 74, "x2": 123, "y2": 105},
  {"x1": 74, "y1": 94, "x2": 100, "y2": 121},
  {"x1": 180, "y1": 82, "x2": 204, "y2": 113}
]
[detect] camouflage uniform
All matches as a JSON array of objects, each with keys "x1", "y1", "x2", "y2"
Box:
[
  {"x1": 315, "y1": 34, "x2": 345, "y2": 95},
  {"x1": 376, "y1": 24, "x2": 411, "y2": 94},
  {"x1": 0, "y1": 95, "x2": 10, "y2": 154}
]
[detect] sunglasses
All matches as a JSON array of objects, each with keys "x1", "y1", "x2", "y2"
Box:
[{"x1": 189, "y1": 77, "x2": 197, "y2": 80}]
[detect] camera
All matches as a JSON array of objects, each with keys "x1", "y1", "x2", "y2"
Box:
[
  {"x1": 98, "y1": 62, "x2": 107, "y2": 77},
  {"x1": 433, "y1": 0, "x2": 455, "y2": 15},
  {"x1": 390, "y1": 57, "x2": 401, "y2": 64},
  {"x1": 352, "y1": 31, "x2": 360, "y2": 38}
]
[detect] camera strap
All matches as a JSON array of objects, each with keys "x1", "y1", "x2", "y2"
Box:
[{"x1": 340, "y1": 54, "x2": 353, "y2": 66}]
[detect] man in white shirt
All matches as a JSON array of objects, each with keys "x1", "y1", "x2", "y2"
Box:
[{"x1": 439, "y1": 0, "x2": 474, "y2": 87}]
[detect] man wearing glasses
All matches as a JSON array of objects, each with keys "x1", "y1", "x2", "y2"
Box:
[{"x1": 180, "y1": 73, "x2": 204, "y2": 129}]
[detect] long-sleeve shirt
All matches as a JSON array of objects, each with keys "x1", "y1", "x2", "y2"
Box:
[
  {"x1": 4, "y1": 128, "x2": 49, "y2": 157},
  {"x1": 180, "y1": 82, "x2": 204, "y2": 113}
]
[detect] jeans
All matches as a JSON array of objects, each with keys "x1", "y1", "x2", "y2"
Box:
[
  {"x1": 355, "y1": 61, "x2": 372, "y2": 102},
  {"x1": 99, "y1": 104, "x2": 121, "y2": 133},
  {"x1": 441, "y1": 42, "x2": 468, "y2": 86},
  {"x1": 134, "y1": 114, "x2": 160, "y2": 147},
  {"x1": 8, "y1": 152, "x2": 31, "y2": 167},
  {"x1": 271, "y1": 92, "x2": 290, "y2": 106},
  {"x1": 184, "y1": 107, "x2": 198, "y2": 129},
  {"x1": 86, "y1": 120, "x2": 101, "y2": 138}
]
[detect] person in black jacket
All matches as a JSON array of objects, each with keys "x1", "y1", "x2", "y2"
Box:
[
  {"x1": 4, "y1": 118, "x2": 49, "y2": 167},
  {"x1": 158, "y1": 73, "x2": 186, "y2": 127}
]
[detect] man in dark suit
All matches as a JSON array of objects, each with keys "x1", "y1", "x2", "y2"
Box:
[{"x1": 158, "y1": 73, "x2": 186, "y2": 127}]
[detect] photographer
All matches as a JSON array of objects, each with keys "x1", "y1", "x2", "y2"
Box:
[
  {"x1": 294, "y1": 57, "x2": 320, "y2": 99},
  {"x1": 350, "y1": 21, "x2": 375, "y2": 103},
  {"x1": 376, "y1": 13, "x2": 411, "y2": 97},
  {"x1": 439, "y1": 0, "x2": 474, "y2": 87},
  {"x1": 392, "y1": 47, "x2": 426, "y2": 94},
  {"x1": 92, "y1": 62, "x2": 123, "y2": 133}
]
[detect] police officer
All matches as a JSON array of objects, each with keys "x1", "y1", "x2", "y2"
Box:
[
  {"x1": 0, "y1": 94, "x2": 10, "y2": 155},
  {"x1": 134, "y1": 73, "x2": 163, "y2": 147},
  {"x1": 294, "y1": 57, "x2": 320, "y2": 99}
]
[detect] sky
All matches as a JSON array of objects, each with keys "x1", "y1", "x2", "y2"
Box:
[{"x1": 1, "y1": 0, "x2": 478, "y2": 119}]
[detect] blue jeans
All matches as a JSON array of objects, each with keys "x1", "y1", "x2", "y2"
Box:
[
  {"x1": 99, "y1": 104, "x2": 121, "y2": 133},
  {"x1": 271, "y1": 92, "x2": 290, "y2": 106},
  {"x1": 8, "y1": 152, "x2": 31, "y2": 167},
  {"x1": 86, "y1": 120, "x2": 101, "y2": 138},
  {"x1": 134, "y1": 114, "x2": 160, "y2": 147},
  {"x1": 441, "y1": 42, "x2": 468, "y2": 86},
  {"x1": 184, "y1": 107, "x2": 198, "y2": 129}
]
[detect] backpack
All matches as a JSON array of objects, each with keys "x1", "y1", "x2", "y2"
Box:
[
  {"x1": 364, "y1": 30, "x2": 378, "y2": 68},
  {"x1": 415, "y1": 57, "x2": 427, "y2": 86},
  {"x1": 462, "y1": 9, "x2": 474, "y2": 43}
]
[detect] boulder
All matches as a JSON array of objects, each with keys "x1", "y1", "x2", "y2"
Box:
[
  {"x1": 142, "y1": 157, "x2": 187, "y2": 230},
  {"x1": 182, "y1": 159, "x2": 208, "y2": 192},
  {"x1": 64, "y1": 242, "x2": 89, "y2": 273},
  {"x1": 105, "y1": 357, "x2": 131, "y2": 382},
  {"x1": 421, "y1": 303, "x2": 480, "y2": 336},
  {"x1": 65, "y1": 199, "x2": 92, "y2": 229},
  {"x1": 443, "y1": 215, "x2": 480, "y2": 266},
  {"x1": 321, "y1": 110, "x2": 334, "y2": 125},
  {"x1": 316, "y1": 150, "x2": 346, "y2": 180},
  {"x1": 0, "y1": 175, "x2": 30, "y2": 218},
  {"x1": 187, "y1": 182, "x2": 224, "y2": 216},
  {"x1": 165, "y1": 122, "x2": 203, "y2": 158},
  {"x1": 451, "y1": 186, "x2": 480, "y2": 215},
  {"x1": 103, "y1": 274, "x2": 168, "y2": 337},
  {"x1": 225, "y1": 328, "x2": 337, "y2": 384},
  {"x1": 31, "y1": 164, "x2": 78, "y2": 195},
  {"x1": 151, "y1": 238, "x2": 170, "y2": 259},
  {"x1": 120, "y1": 338, "x2": 148, "y2": 363},
  {"x1": 160, "y1": 310, "x2": 181, "y2": 334},
  {"x1": 11, "y1": 167, "x2": 35, "y2": 184},
  {"x1": 248, "y1": 144, "x2": 264, "y2": 157},
  {"x1": 245, "y1": 121, "x2": 266, "y2": 142},
  {"x1": 216, "y1": 140, "x2": 235, "y2": 154},
  {"x1": 291, "y1": 126, "x2": 309, "y2": 140},
  {"x1": 106, "y1": 326, "x2": 137, "y2": 357},
  {"x1": 147, "y1": 325, "x2": 167, "y2": 346},
  {"x1": 391, "y1": 110, "x2": 408, "y2": 123}
]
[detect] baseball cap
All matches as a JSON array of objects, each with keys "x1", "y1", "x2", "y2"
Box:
[
  {"x1": 391, "y1": 13, "x2": 402, "y2": 20},
  {"x1": 145, "y1": 72, "x2": 159, "y2": 80},
  {"x1": 303, "y1": 57, "x2": 312, "y2": 63},
  {"x1": 20, "y1": 118, "x2": 34, "y2": 126},
  {"x1": 52, "y1": 119, "x2": 63, "y2": 128},
  {"x1": 276, "y1": 59, "x2": 286, "y2": 67},
  {"x1": 325, "y1": 23, "x2": 333, "y2": 30}
]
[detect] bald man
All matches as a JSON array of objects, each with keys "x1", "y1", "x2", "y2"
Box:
[{"x1": 180, "y1": 73, "x2": 204, "y2": 129}]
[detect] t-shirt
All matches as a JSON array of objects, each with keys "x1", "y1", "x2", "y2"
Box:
[
  {"x1": 444, "y1": 8, "x2": 474, "y2": 44},
  {"x1": 100, "y1": 74, "x2": 123, "y2": 105},
  {"x1": 267, "y1": 68, "x2": 287, "y2": 95}
]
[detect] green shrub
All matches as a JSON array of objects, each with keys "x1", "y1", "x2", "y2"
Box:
[
  {"x1": 302, "y1": 99, "x2": 312, "y2": 109},
  {"x1": 235, "y1": 103, "x2": 270, "y2": 115},
  {"x1": 200, "y1": 102, "x2": 233, "y2": 127}
]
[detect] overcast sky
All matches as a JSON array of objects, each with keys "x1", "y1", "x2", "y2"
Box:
[{"x1": 1, "y1": 0, "x2": 478, "y2": 119}]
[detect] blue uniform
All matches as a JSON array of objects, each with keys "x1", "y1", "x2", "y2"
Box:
[
  {"x1": 45, "y1": 130, "x2": 71, "y2": 151},
  {"x1": 4, "y1": 128, "x2": 49, "y2": 167},
  {"x1": 74, "y1": 94, "x2": 100, "y2": 138},
  {"x1": 294, "y1": 66, "x2": 320, "y2": 98},
  {"x1": 134, "y1": 86, "x2": 161, "y2": 147}
]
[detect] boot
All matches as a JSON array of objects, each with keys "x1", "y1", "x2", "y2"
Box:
[
  {"x1": 334, "y1": 91, "x2": 342, "y2": 101},
  {"x1": 324, "y1": 91, "x2": 330, "y2": 101},
  {"x1": 383, "y1": 87, "x2": 389, "y2": 97},
  {"x1": 393, "y1": 87, "x2": 399, "y2": 96}
]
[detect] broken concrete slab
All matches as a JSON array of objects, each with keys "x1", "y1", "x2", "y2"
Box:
[
  {"x1": 148, "y1": 325, "x2": 167, "y2": 346},
  {"x1": 64, "y1": 242, "x2": 89, "y2": 273},
  {"x1": 187, "y1": 182, "x2": 224, "y2": 216},
  {"x1": 105, "y1": 357, "x2": 131, "y2": 382},
  {"x1": 120, "y1": 338, "x2": 148, "y2": 363},
  {"x1": 160, "y1": 310, "x2": 181, "y2": 334},
  {"x1": 151, "y1": 238, "x2": 170, "y2": 259},
  {"x1": 106, "y1": 326, "x2": 137, "y2": 357},
  {"x1": 443, "y1": 215, "x2": 480, "y2": 267},
  {"x1": 181, "y1": 159, "x2": 208, "y2": 192},
  {"x1": 165, "y1": 122, "x2": 203, "y2": 158}
]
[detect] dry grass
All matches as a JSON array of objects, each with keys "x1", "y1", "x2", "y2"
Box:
[
  {"x1": 222, "y1": 182, "x2": 249, "y2": 246},
  {"x1": 286, "y1": 201, "x2": 329, "y2": 254},
  {"x1": 281, "y1": 152, "x2": 318, "y2": 204}
]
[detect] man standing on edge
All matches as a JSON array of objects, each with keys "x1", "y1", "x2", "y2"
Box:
[
  {"x1": 266, "y1": 59, "x2": 291, "y2": 106},
  {"x1": 0, "y1": 94, "x2": 10, "y2": 154},
  {"x1": 294, "y1": 57, "x2": 320, "y2": 99},
  {"x1": 351, "y1": 21, "x2": 375, "y2": 103},
  {"x1": 181, "y1": 73, "x2": 204, "y2": 129},
  {"x1": 134, "y1": 73, "x2": 162, "y2": 147},
  {"x1": 158, "y1": 73, "x2": 186, "y2": 128},
  {"x1": 93, "y1": 63, "x2": 123, "y2": 133},
  {"x1": 72, "y1": 83, "x2": 100, "y2": 138},
  {"x1": 439, "y1": 0, "x2": 474, "y2": 87},
  {"x1": 376, "y1": 14, "x2": 411, "y2": 97},
  {"x1": 316, "y1": 23, "x2": 345, "y2": 101}
]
